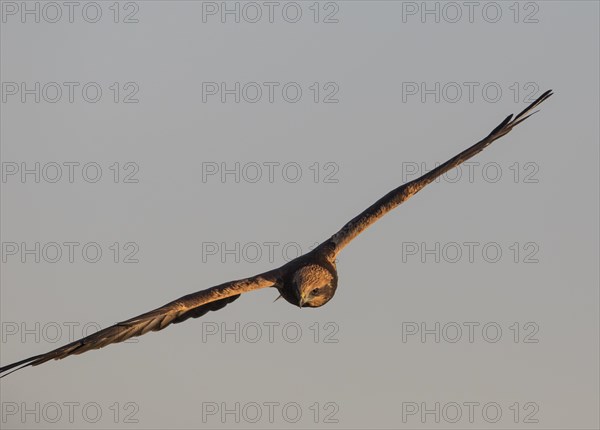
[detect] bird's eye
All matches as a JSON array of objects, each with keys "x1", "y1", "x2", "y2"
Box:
[{"x1": 311, "y1": 288, "x2": 321, "y2": 296}]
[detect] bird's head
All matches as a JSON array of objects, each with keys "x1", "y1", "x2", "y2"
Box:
[{"x1": 293, "y1": 263, "x2": 338, "y2": 308}]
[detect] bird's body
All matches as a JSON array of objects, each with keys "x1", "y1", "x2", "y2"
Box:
[{"x1": 0, "y1": 90, "x2": 553, "y2": 378}]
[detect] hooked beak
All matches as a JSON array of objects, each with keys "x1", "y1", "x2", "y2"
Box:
[{"x1": 298, "y1": 294, "x2": 308, "y2": 308}]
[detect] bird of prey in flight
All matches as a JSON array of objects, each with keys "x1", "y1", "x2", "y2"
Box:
[{"x1": 0, "y1": 89, "x2": 553, "y2": 378}]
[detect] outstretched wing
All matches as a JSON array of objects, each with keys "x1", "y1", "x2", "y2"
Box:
[
  {"x1": 322, "y1": 89, "x2": 553, "y2": 258},
  {"x1": 0, "y1": 269, "x2": 281, "y2": 377}
]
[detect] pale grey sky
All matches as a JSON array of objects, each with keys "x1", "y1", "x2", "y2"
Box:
[{"x1": 1, "y1": 1, "x2": 598, "y2": 429}]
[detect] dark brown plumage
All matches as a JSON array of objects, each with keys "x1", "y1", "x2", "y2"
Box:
[{"x1": 0, "y1": 89, "x2": 552, "y2": 378}]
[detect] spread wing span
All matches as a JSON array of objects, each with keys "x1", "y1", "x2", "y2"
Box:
[
  {"x1": 0, "y1": 270, "x2": 281, "y2": 378},
  {"x1": 325, "y1": 90, "x2": 553, "y2": 257},
  {"x1": 1, "y1": 89, "x2": 552, "y2": 378}
]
